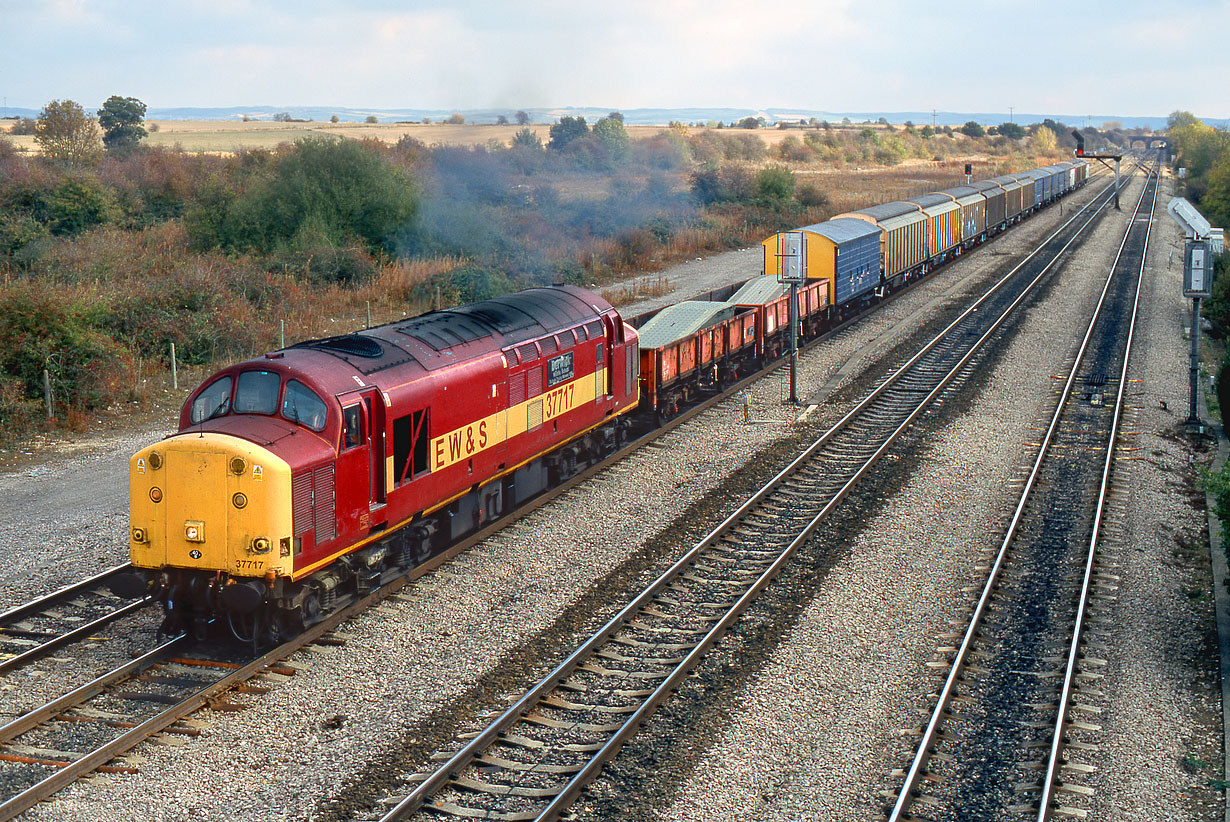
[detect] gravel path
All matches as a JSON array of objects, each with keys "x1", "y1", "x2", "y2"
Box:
[{"x1": 8, "y1": 173, "x2": 1200, "y2": 822}]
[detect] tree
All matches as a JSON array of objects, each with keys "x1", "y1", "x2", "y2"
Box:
[
  {"x1": 548, "y1": 116, "x2": 588, "y2": 150},
  {"x1": 365, "y1": 115, "x2": 378, "y2": 124},
  {"x1": 1169, "y1": 110, "x2": 1201, "y2": 131},
  {"x1": 607, "y1": 111, "x2": 624, "y2": 122},
  {"x1": 997, "y1": 121, "x2": 1025, "y2": 140},
  {"x1": 737, "y1": 116, "x2": 760, "y2": 129},
  {"x1": 34, "y1": 100, "x2": 102, "y2": 168},
  {"x1": 273, "y1": 112, "x2": 293, "y2": 122},
  {"x1": 330, "y1": 114, "x2": 340, "y2": 123},
  {"x1": 496, "y1": 114, "x2": 509, "y2": 125},
  {"x1": 515, "y1": 110, "x2": 531, "y2": 125},
  {"x1": 97, "y1": 95, "x2": 147, "y2": 153},
  {"x1": 960, "y1": 121, "x2": 985, "y2": 138},
  {"x1": 756, "y1": 165, "x2": 795, "y2": 206},
  {"x1": 1030, "y1": 125, "x2": 1058, "y2": 154},
  {"x1": 920, "y1": 125, "x2": 934, "y2": 139},
  {"x1": 592, "y1": 116, "x2": 630, "y2": 160},
  {"x1": 511, "y1": 128, "x2": 542, "y2": 150},
  {"x1": 446, "y1": 113, "x2": 465, "y2": 124}
]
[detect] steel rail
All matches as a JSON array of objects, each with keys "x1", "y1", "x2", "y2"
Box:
[
  {"x1": 1036, "y1": 162, "x2": 1158, "y2": 820},
  {"x1": 0, "y1": 563, "x2": 134, "y2": 626},
  {"x1": 0, "y1": 567, "x2": 418, "y2": 822},
  {"x1": 0, "y1": 597, "x2": 152, "y2": 675},
  {"x1": 379, "y1": 171, "x2": 1132, "y2": 822},
  {"x1": 887, "y1": 159, "x2": 1157, "y2": 821}
]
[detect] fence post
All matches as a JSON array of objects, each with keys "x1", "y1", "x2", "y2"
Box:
[
  {"x1": 280, "y1": 319, "x2": 285, "y2": 349},
  {"x1": 366, "y1": 301, "x2": 372, "y2": 329},
  {"x1": 43, "y1": 369, "x2": 52, "y2": 419},
  {"x1": 170, "y1": 342, "x2": 178, "y2": 390}
]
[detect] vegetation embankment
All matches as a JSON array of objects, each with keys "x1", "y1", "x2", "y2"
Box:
[
  {"x1": 1169, "y1": 110, "x2": 1230, "y2": 529},
  {"x1": 1, "y1": 101, "x2": 1084, "y2": 446}
]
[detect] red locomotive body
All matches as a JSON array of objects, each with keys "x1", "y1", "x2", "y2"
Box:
[{"x1": 122, "y1": 286, "x2": 638, "y2": 640}]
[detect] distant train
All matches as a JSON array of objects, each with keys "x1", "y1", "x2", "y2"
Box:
[
  {"x1": 114, "y1": 159, "x2": 1087, "y2": 640},
  {"x1": 633, "y1": 160, "x2": 1088, "y2": 416}
]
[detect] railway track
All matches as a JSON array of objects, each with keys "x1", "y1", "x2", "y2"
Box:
[
  {"x1": 364, "y1": 168, "x2": 1139, "y2": 822},
  {"x1": 0, "y1": 564, "x2": 152, "y2": 674},
  {"x1": 885, "y1": 158, "x2": 1159, "y2": 822},
  {"x1": 0, "y1": 167, "x2": 1122, "y2": 817}
]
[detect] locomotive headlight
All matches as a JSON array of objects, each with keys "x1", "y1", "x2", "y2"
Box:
[
  {"x1": 148, "y1": 451, "x2": 162, "y2": 470},
  {"x1": 149, "y1": 487, "x2": 163, "y2": 503},
  {"x1": 232, "y1": 492, "x2": 248, "y2": 509},
  {"x1": 252, "y1": 537, "x2": 271, "y2": 554},
  {"x1": 131, "y1": 527, "x2": 147, "y2": 544}
]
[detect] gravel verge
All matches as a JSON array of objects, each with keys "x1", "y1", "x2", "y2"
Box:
[{"x1": 4, "y1": 177, "x2": 1120, "y2": 821}]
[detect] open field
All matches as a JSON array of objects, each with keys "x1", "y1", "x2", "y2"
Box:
[{"x1": 1, "y1": 119, "x2": 983, "y2": 155}]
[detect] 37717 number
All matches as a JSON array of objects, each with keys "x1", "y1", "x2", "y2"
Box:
[
  {"x1": 543, "y1": 382, "x2": 575, "y2": 420},
  {"x1": 235, "y1": 560, "x2": 264, "y2": 571}
]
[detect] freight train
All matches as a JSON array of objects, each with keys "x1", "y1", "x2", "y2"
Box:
[
  {"x1": 113, "y1": 159, "x2": 1088, "y2": 640},
  {"x1": 633, "y1": 159, "x2": 1088, "y2": 417}
]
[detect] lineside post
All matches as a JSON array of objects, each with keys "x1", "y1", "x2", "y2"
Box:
[
  {"x1": 1115, "y1": 158, "x2": 1121, "y2": 210},
  {"x1": 775, "y1": 230, "x2": 805, "y2": 405},
  {"x1": 789, "y1": 281, "x2": 799, "y2": 404},
  {"x1": 1191, "y1": 296, "x2": 1202, "y2": 424}
]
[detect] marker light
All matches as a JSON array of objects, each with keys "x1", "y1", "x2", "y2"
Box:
[{"x1": 149, "y1": 487, "x2": 163, "y2": 503}]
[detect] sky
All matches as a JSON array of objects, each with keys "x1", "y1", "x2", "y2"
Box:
[{"x1": 2, "y1": 0, "x2": 1228, "y2": 119}]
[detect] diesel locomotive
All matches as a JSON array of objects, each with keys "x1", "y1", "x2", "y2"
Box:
[{"x1": 113, "y1": 286, "x2": 639, "y2": 642}]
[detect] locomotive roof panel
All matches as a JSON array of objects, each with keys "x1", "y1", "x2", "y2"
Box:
[
  {"x1": 258, "y1": 286, "x2": 614, "y2": 387},
  {"x1": 637, "y1": 301, "x2": 737, "y2": 349},
  {"x1": 395, "y1": 286, "x2": 600, "y2": 352},
  {"x1": 847, "y1": 201, "x2": 920, "y2": 221},
  {"x1": 800, "y1": 217, "x2": 882, "y2": 244}
]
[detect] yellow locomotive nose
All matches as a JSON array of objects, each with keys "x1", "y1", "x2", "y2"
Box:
[{"x1": 129, "y1": 433, "x2": 293, "y2": 579}]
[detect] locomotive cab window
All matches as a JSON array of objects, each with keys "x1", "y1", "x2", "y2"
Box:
[
  {"x1": 342, "y1": 405, "x2": 363, "y2": 450},
  {"x1": 191, "y1": 376, "x2": 232, "y2": 423},
  {"x1": 234, "y1": 370, "x2": 280, "y2": 415},
  {"x1": 282, "y1": 380, "x2": 327, "y2": 432}
]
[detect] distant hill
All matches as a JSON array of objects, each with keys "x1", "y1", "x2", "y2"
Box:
[{"x1": 3, "y1": 104, "x2": 1223, "y2": 131}]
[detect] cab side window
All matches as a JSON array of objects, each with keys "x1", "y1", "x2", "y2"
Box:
[{"x1": 342, "y1": 405, "x2": 363, "y2": 450}]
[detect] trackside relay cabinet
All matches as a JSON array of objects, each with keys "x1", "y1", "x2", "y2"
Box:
[{"x1": 1184, "y1": 239, "x2": 1212, "y2": 298}]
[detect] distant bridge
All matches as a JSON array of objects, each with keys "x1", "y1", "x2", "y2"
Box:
[{"x1": 1127, "y1": 136, "x2": 1170, "y2": 150}]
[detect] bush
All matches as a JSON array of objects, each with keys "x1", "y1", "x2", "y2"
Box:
[
  {"x1": 187, "y1": 137, "x2": 419, "y2": 256},
  {"x1": 756, "y1": 165, "x2": 795, "y2": 207},
  {"x1": 796, "y1": 183, "x2": 830, "y2": 210},
  {"x1": 0, "y1": 282, "x2": 135, "y2": 411}
]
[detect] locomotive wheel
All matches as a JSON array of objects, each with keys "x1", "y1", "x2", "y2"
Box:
[{"x1": 281, "y1": 591, "x2": 322, "y2": 636}]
